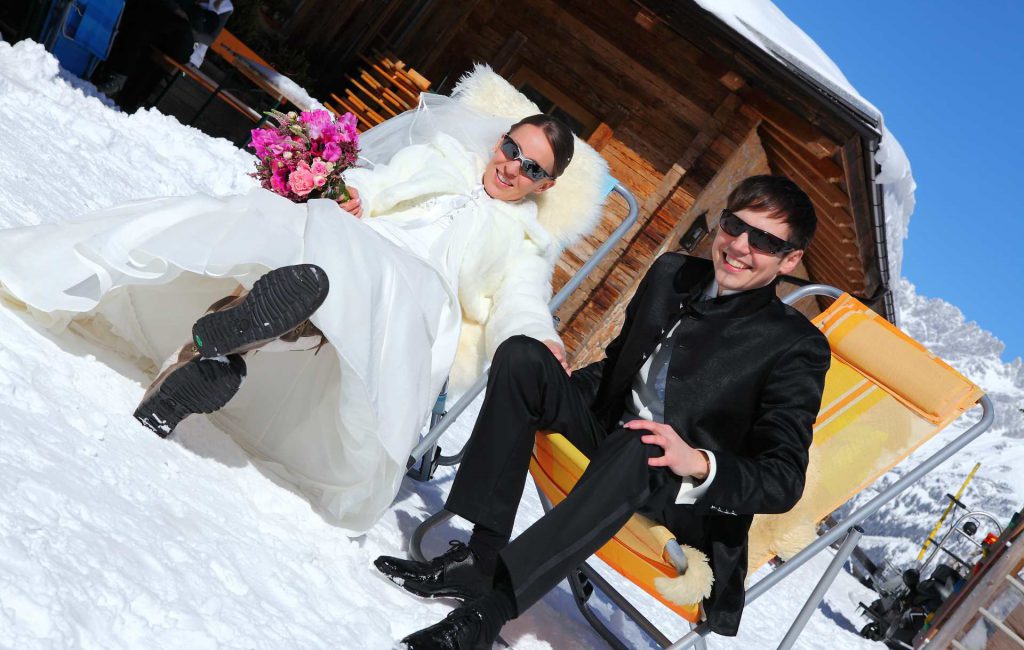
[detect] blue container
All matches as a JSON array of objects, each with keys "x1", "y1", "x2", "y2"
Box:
[{"x1": 42, "y1": 0, "x2": 125, "y2": 78}]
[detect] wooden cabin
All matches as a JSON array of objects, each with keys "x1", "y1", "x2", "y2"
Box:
[{"x1": 280, "y1": 0, "x2": 896, "y2": 364}]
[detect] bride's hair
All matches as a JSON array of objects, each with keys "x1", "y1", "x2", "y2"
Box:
[{"x1": 509, "y1": 114, "x2": 575, "y2": 178}]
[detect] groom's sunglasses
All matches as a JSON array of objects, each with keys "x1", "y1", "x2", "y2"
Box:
[
  {"x1": 499, "y1": 133, "x2": 555, "y2": 182},
  {"x1": 718, "y1": 210, "x2": 798, "y2": 255}
]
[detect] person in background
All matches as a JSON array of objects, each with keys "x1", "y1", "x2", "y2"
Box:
[{"x1": 94, "y1": 0, "x2": 233, "y2": 110}]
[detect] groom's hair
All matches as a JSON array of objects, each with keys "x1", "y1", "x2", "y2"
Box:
[
  {"x1": 509, "y1": 114, "x2": 575, "y2": 178},
  {"x1": 726, "y1": 175, "x2": 817, "y2": 250}
]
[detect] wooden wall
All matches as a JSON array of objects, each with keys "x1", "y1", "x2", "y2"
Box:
[{"x1": 359, "y1": 0, "x2": 881, "y2": 362}]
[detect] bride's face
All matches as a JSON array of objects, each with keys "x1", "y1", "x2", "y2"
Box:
[{"x1": 482, "y1": 124, "x2": 557, "y2": 202}]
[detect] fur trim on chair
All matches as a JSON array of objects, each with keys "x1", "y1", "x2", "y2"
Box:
[
  {"x1": 654, "y1": 543, "x2": 715, "y2": 606},
  {"x1": 450, "y1": 64, "x2": 609, "y2": 248}
]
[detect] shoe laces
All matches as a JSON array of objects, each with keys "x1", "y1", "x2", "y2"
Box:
[
  {"x1": 434, "y1": 540, "x2": 472, "y2": 566},
  {"x1": 444, "y1": 604, "x2": 485, "y2": 643}
]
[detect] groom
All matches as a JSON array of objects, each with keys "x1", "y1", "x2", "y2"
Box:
[{"x1": 377, "y1": 175, "x2": 832, "y2": 647}]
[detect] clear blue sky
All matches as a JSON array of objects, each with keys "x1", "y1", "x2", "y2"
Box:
[{"x1": 772, "y1": 1, "x2": 1024, "y2": 363}]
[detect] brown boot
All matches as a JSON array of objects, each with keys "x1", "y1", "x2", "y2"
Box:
[
  {"x1": 134, "y1": 342, "x2": 246, "y2": 437},
  {"x1": 191, "y1": 264, "x2": 330, "y2": 358}
]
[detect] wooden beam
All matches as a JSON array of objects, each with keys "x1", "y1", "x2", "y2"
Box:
[
  {"x1": 697, "y1": 52, "x2": 747, "y2": 92},
  {"x1": 841, "y1": 135, "x2": 884, "y2": 298},
  {"x1": 761, "y1": 124, "x2": 844, "y2": 182},
  {"x1": 740, "y1": 88, "x2": 839, "y2": 158},
  {"x1": 639, "y1": 93, "x2": 742, "y2": 219},
  {"x1": 493, "y1": 30, "x2": 528, "y2": 77},
  {"x1": 768, "y1": 151, "x2": 850, "y2": 209}
]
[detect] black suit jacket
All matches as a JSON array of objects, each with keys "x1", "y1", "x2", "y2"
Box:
[{"x1": 571, "y1": 253, "x2": 830, "y2": 635}]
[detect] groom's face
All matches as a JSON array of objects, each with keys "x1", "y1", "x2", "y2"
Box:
[{"x1": 482, "y1": 124, "x2": 556, "y2": 202}]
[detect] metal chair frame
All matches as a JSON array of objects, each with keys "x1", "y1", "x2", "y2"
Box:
[{"x1": 407, "y1": 282, "x2": 995, "y2": 649}]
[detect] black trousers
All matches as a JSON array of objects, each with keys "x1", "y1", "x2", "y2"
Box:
[{"x1": 445, "y1": 336, "x2": 680, "y2": 614}]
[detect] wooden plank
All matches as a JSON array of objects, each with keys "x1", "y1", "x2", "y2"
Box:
[
  {"x1": 359, "y1": 70, "x2": 408, "y2": 112},
  {"x1": 768, "y1": 151, "x2": 850, "y2": 209},
  {"x1": 587, "y1": 122, "x2": 615, "y2": 152},
  {"x1": 761, "y1": 124, "x2": 845, "y2": 182},
  {"x1": 344, "y1": 89, "x2": 385, "y2": 125},
  {"x1": 151, "y1": 49, "x2": 260, "y2": 122},
  {"x1": 360, "y1": 55, "x2": 421, "y2": 104},
  {"x1": 639, "y1": 93, "x2": 742, "y2": 219},
  {"x1": 347, "y1": 75, "x2": 399, "y2": 118},
  {"x1": 840, "y1": 135, "x2": 884, "y2": 298},
  {"x1": 493, "y1": 30, "x2": 528, "y2": 77},
  {"x1": 211, "y1": 29, "x2": 274, "y2": 69},
  {"x1": 330, "y1": 93, "x2": 375, "y2": 130},
  {"x1": 739, "y1": 88, "x2": 839, "y2": 158}
]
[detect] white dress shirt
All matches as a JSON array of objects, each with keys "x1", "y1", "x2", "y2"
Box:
[{"x1": 626, "y1": 279, "x2": 738, "y2": 504}]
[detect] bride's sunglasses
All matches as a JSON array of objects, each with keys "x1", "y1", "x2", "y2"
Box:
[
  {"x1": 718, "y1": 210, "x2": 798, "y2": 255},
  {"x1": 499, "y1": 133, "x2": 555, "y2": 182}
]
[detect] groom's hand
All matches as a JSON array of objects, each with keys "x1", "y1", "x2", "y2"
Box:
[
  {"x1": 624, "y1": 420, "x2": 709, "y2": 479},
  {"x1": 338, "y1": 186, "x2": 363, "y2": 218},
  {"x1": 542, "y1": 339, "x2": 571, "y2": 376}
]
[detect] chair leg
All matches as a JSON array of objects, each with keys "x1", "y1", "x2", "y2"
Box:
[
  {"x1": 408, "y1": 509, "x2": 455, "y2": 563},
  {"x1": 567, "y1": 568, "x2": 631, "y2": 650}
]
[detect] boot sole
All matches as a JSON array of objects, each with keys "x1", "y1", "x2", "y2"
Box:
[
  {"x1": 134, "y1": 355, "x2": 246, "y2": 437},
  {"x1": 192, "y1": 264, "x2": 329, "y2": 358}
]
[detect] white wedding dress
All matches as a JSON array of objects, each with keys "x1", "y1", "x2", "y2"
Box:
[{"x1": 0, "y1": 130, "x2": 557, "y2": 533}]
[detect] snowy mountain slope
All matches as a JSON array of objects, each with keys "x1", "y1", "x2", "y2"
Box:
[
  {"x1": 838, "y1": 279, "x2": 1024, "y2": 569},
  {"x1": 0, "y1": 39, "x2": 1019, "y2": 649}
]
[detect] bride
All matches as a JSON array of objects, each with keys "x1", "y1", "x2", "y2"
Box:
[{"x1": 0, "y1": 69, "x2": 608, "y2": 533}]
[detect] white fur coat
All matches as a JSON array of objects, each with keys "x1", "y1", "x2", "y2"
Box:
[
  {"x1": 344, "y1": 132, "x2": 560, "y2": 389},
  {"x1": 351, "y1": 65, "x2": 610, "y2": 389}
]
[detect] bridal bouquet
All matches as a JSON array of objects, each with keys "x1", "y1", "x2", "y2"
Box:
[{"x1": 249, "y1": 109, "x2": 360, "y2": 203}]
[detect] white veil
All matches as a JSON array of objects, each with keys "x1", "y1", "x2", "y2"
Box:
[{"x1": 355, "y1": 93, "x2": 511, "y2": 169}]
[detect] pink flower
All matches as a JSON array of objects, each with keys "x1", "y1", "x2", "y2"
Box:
[
  {"x1": 252, "y1": 109, "x2": 359, "y2": 203},
  {"x1": 288, "y1": 162, "x2": 315, "y2": 196},
  {"x1": 299, "y1": 109, "x2": 335, "y2": 141},
  {"x1": 337, "y1": 113, "x2": 359, "y2": 144},
  {"x1": 322, "y1": 141, "x2": 341, "y2": 162},
  {"x1": 310, "y1": 158, "x2": 333, "y2": 176},
  {"x1": 250, "y1": 127, "x2": 290, "y2": 158},
  {"x1": 270, "y1": 169, "x2": 290, "y2": 195}
]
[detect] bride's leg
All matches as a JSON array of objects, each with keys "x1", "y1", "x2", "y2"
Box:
[
  {"x1": 248, "y1": 319, "x2": 328, "y2": 354},
  {"x1": 191, "y1": 264, "x2": 330, "y2": 358},
  {"x1": 133, "y1": 284, "x2": 250, "y2": 437},
  {"x1": 133, "y1": 341, "x2": 246, "y2": 437}
]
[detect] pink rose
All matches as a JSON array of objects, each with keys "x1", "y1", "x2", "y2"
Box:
[
  {"x1": 288, "y1": 162, "x2": 315, "y2": 196},
  {"x1": 310, "y1": 158, "x2": 333, "y2": 176}
]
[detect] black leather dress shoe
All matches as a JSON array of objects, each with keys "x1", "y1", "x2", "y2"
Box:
[
  {"x1": 400, "y1": 603, "x2": 493, "y2": 649},
  {"x1": 374, "y1": 541, "x2": 490, "y2": 601}
]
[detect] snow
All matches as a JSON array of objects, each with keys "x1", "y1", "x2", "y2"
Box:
[{"x1": 0, "y1": 33, "x2": 1021, "y2": 650}]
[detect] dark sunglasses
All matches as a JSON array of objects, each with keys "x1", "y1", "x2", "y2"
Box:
[
  {"x1": 499, "y1": 133, "x2": 554, "y2": 182},
  {"x1": 718, "y1": 210, "x2": 798, "y2": 255}
]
